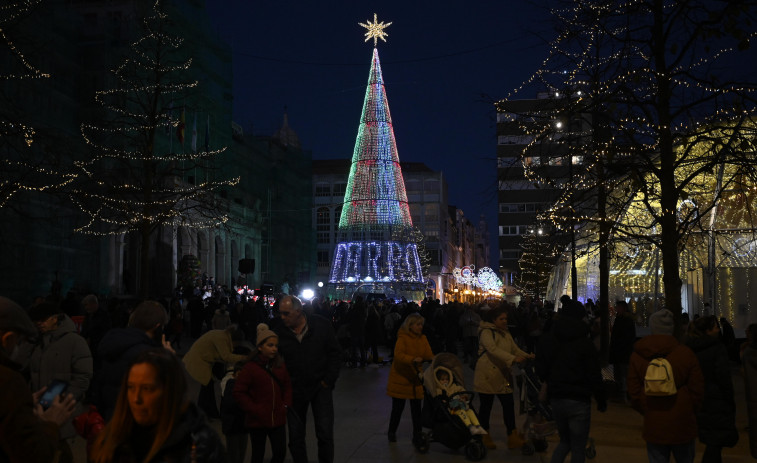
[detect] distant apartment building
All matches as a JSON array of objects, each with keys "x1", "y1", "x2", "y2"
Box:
[{"x1": 495, "y1": 91, "x2": 590, "y2": 288}]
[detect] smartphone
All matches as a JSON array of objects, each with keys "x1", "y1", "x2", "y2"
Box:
[{"x1": 39, "y1": 379, "x2": 68, "y2": 410}]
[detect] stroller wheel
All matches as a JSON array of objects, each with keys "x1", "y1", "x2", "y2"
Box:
[
  {"x1": 464, "y1": 441, "x2": 487, "y2": 461},
  {"x1": 533, "y1": 438, "x2": 549, "y2": 453},
  {"x1": 585, "y1": 437, "x2": 596, "y2": 459},
  {"x1": 413, "y1": 433, "x2": 430, "y2": 453}
]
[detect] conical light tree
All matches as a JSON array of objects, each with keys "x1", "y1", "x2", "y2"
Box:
[
  {"x1": 71, "y1": 1, "x2": 238, "y2": 297},
  {"x1": 329, "y1": 15, "x2": 424, "y2": 300}
]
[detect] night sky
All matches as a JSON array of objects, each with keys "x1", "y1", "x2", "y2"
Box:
[{"x1": 206, "y1": 1, "x2": 554, "y2": 265}]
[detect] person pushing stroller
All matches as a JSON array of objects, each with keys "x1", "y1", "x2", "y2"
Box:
[{"x1": 434, "y1": 366, "x2": 487, "y2": 435}]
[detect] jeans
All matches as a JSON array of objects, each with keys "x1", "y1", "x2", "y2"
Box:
[
  {"x1": 550, "y1": 398, "x2": 591, "y2": 463},
  {"x1": 613, "y1": 362, "x2": 629, "y2": 396},
  {"x1": 646, "y1": 440, "x2": 695, "y2": 463},
  {"x1": 388, "y1": 398, "x2": 422, "y2": 439},
  {"x1": 477, "y1": 393, "x2": 516, "y2": 434},
  {"x1": 288, "y1": 385, "x2": 335, "y2": 463}
]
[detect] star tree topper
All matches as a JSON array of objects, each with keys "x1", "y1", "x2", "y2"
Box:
[{"x1": 359, "y1": 13, "x2": 392, "y2": 46}]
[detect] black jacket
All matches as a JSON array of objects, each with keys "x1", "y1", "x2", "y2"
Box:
[
  {"x1": 92, "y1": 327, "x2": 159, "y2": 419},
  {"x1": 536, "y1": 315, "x2": 606, "y2": 406},
  {"x1": 685, "y1": 334, "x2": 738, "y2": 447},
  {"x1": 608, "y1": 313, "x2": 636, "y2": 364},
  {"x1": 274, "y1": 313, "x2": 341, "y2": 402}
]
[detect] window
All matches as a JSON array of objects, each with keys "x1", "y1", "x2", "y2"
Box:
[
  {"x1": 316, "y1": 207, "x2": 330, "y2": 232},
  {"x1": 317, "y1": 251, "x2": 330, "y2": 268},
  {"x1": 499, "y1": 203, "x2": 540, "y2": 213},
  {"x1": 406, "y1": 179, "x2": 421, "y2": 194},
  {"x1": 317, "y1": 232, "x2": 330, "y2": 244},
  {"x1": 334, "y1": 205, "x2": 342, "y2": 225},
  {"x1": 333, "y1": 183, "x2": 347, "y2": 197},
  {"x1": 500, "y1": 249, "x2": 521, "y2": 259},
  {"x1": 498, "y1": 225, "x2": 525, "y2": 236},
  {"x1": 424, "y1": 204, "x2": 439, "y2": 224},
  {"x1": 424, "y1": 179, "x2": 439, "y2": 193},
  {"x1": 315, "y1": 184, "x2": 331, "y2": 197}
]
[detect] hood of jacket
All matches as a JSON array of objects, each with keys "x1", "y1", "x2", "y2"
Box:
[
  {"x1": 478, "y1": 320, "x2": 503, "y2": 335},
  {"x1": 97, "y1": 327, "x2": 156, "y2": 361},
  {"x1": 633, "y1": 334, "x2": 679, "y2": 360},
  {"x1": 42, "y1": 315, "x2": 77, "y2": 343},
  {"x1": 552, "y1": 315, "x2": 590, "y2": 343},
  {"x1": 397, "y1": 327, "x2": 423, "y2": 341}
]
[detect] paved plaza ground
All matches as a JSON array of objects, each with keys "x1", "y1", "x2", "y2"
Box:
[{"x1": 72, "y1": 343, "x2": 753, "y2": 463}]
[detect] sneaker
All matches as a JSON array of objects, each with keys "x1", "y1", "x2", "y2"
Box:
[
  {"x1": 481, "y1": 433, "x2": 496, "y2": 449},
  {"x1": 507, "y1": 430, "x2": 526, "y2": 449},
  {"x1": 470, "y1": 426, "x2": 487, "y2": 435}
]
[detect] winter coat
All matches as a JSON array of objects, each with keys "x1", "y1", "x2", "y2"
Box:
[
  {"x1": 685, "y1": 334, "x2": 738, "y2": 447},
  {"x1": 25, "y1": 315, "x2": 93, "y2": 439},
  {"x1": 183, "y1": 329, "x2": 248, "y2": 386},
  {"x1": 0, "y1": 350, "x2": 60, "y2": 463},
  {"x1": 386, "y1": 328, "x2": 434, "y2": 399},
  {"x1": 473, "y1": 321, "x2": 528, "y2": 395},
  {"x1": 109, "y1": 402, "x2": 225, "y2": 463},
  {"x1": 274, "y1": 314, "x2": 341, "y2": 402},
  {"x1": 233, "y1": 354, "x2": 293, "y2": 429},
  {"x1": 80, "y1": 308, "x2": 112, "y2": 354},
  {"x1": 628, "y1": 334, "x2": 704, "y2": 445},
  {"x1": 535, "y1": 315, "x2": 606, "y2": 406},
  {"x1": 743, "y1": 343, "x2": 757, "y2": 458},
  {"x1": 608, "y1": 312, "x2": 636, "y2": 364},
  {"x1": 92, "y1": 327, "x2": 159, "y2": 420}
]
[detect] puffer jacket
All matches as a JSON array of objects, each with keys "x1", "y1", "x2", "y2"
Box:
[
  {"x1": 233, "y1": 354, "x2": 292, "y2": 429},
  {"x1": 25, "y1": 315, "x2": 93, "y2": 439},
  {"x1": 473, "y1": 321, "x2": 528, "y2": 394},
  {"x1": 685, "y1": 334, "x2": 738, "y2": 447},
  {"x1": 628, "y1": 334, "x2": 704, "y2": 445},
  {"x1": 386, "y1": 328, "x2": 433, "y2": 399},
  {"x1": 109, "y1": 403, "x2": 225, "y2": 463},
  {"x1": 182, "y1": 329, "x2": 248, "y2": 386}
]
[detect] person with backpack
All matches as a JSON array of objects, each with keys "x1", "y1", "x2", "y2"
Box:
[{"x1": 628, "y1": 309, "x2": 704, "y2": 463}]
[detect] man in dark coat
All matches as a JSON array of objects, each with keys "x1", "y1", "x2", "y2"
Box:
[
  {"x1": 608, "y1": 300, "x2": 636, "y2": 402},
  {"x1": 91, "y1": 300, "x2": 167, "y2": 419},
  {"x1": 0, "y1": 296, "x2": 76, "y2": 463},
  {"x1": 536, "y1": 301, "x2": 606, "y2": 462},
  {"x1": 274, "y1": 295, "x2": 341, "y2": 463}
]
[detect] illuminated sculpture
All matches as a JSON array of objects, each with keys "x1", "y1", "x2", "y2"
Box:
[{"x1": 329, "y1": 16, "x2": 425, "y2": 300}]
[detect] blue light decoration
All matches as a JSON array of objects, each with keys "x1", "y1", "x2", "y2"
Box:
[
  {"x1": 453, "y1": 266, "x2": 503, "y2": 292},
  {"x1": 328, "y1": 40, "x2": 425, "y2": 300}
]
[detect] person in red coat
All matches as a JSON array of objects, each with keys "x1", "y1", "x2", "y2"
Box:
[
  {"x1": 386, "y1": 313, "x2": 434, "y2": 447},
  {"x1": 628, "y1": 309, "x2": 704, "y2": 463},
  {"x1": 234, "y1": 323, "x2": 293, "y2": 463}
]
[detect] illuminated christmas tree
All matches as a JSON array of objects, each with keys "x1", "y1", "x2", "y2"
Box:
[{"x1": 329, "y1": 15, "x2": 425, "y2": 300}]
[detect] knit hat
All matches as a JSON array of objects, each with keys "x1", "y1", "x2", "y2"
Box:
[
  {"x1": 256, "y1": 323, "x2": 278, "y2": 346},
  {"x1": 0, "y1": 296, "x2": 38, "y2": 337},
  {"x1": 28, "y1": 301, "x2": 62, "y2": 322},
  {"x1": 649, "y1": 309, "x2": 675, "y2": 335}
]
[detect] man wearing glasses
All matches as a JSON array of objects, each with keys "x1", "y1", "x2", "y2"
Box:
[{"x1": 275, "y1": 295, "x2": 341, "y2": 463}]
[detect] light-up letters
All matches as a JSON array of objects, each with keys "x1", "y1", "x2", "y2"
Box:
[{"x1": 329, "y1": 241, "x2": 423, "y2": 283}]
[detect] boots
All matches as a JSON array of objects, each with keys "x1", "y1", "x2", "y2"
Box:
[
  {"x1": 507, "y1": 429, "x2": 526, "y2": 450},
  {"x1": 481, "y1": 433, "x2": 496, "y2": 449}
]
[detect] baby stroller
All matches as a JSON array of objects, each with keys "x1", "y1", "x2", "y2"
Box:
[
  {"x1": 417, "y1": 352, "x2": 487, "y2": 461},
  {"x1": 517, "y1": 360, "x2": 557, "y2": 455}
]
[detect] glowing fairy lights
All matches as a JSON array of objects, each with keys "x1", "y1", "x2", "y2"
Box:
[
  {"x1": 453, "y1": 266, "x2": 503, "y2": 292},
  {"x1": 71, "y1": 0, "x2": 238, "y2": 236},
  {"x1": 359, "y1": 13, "x2": 392, "y2": 46},
  {"x1": 329, "y1": 26, "x2": 424, "y2": 291}
]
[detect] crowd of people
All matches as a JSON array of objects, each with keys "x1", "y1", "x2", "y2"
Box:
[{"x1": 1, "y1": 287, "x2": 756, "y2": 463}]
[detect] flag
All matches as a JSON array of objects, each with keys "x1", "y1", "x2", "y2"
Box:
[
  {"x1": 176, "y1": 107, "x2": 185, "y2": 145},
  {"x1": 191, "y1": 112, "x2": 197, "y2": 152},
  {"x1": 165, "y1": 100, "x2": 173, "y2": 135},
  {"x1": 204, "y1": 115, "x2": 210, "y2": 152}
]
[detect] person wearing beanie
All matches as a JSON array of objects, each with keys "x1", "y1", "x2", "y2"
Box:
[
  {"x1": 628, "y1": 308, "x2": 704, "y2": 462},
  {"x1": 234, "y1": 323, "x2": 292, "y2": 463}
]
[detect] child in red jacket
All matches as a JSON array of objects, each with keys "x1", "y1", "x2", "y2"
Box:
[{"x1": 233, "y1": 324, "x2": 293, "y2": 463}]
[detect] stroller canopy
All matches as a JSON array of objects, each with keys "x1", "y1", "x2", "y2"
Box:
[{"x1": 423, "y1": 352, "x2": 467, "y2": 398}]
